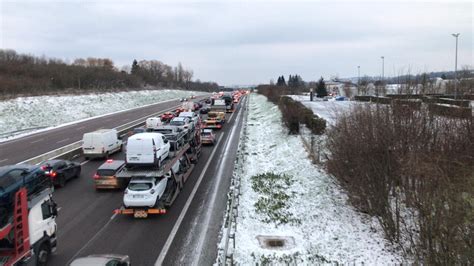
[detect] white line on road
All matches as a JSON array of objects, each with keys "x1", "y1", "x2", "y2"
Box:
[
  {"x1": 0, "y1": 158, "x2": 8, "y2": 163},
  {"x1": 30, "y1": 138, "x2": 44, "y2": 144},
  {"x1": 67, "y1": 213, "x2": 118, "y2": 265},
  {"x1": 155, "y1": 133, "x2": 226, "y2": 266},
  {"x1": 56, "y1": 138, "x2": 70, "y2": 144},
  {"x1": 80, "y1": 160, "x2": 90, "y2": 166}
]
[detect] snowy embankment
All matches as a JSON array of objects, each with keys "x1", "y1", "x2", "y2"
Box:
[
  {"x1": 289, "y1": 95, "x2": 359, "y2": 126},
  {"x1": 0, "y1": 89, "x2": 205, "y2": 142},
  {"x1": 232, "y1": 94, "x2": 402, "y2": 264}
]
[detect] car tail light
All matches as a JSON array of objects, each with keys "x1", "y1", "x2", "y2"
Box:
[
  {"x1": 106, "y1": 159, "x2": 113, "y2": 163},
  {"x1": 217, "y1": 124, "x2": 222, "y2": 128},
  {"x1": 93, "y1": 173, "x2": 100, "y2": 179},
  {"x1": 50, "y1": 171, "x2": 57, "y2": 178},
  {"x1": 41, "y1": 165, "x2": 47, "y2": 171}
]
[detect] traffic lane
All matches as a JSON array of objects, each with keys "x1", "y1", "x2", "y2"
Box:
[
  {"x1": 0, "y1": 95, "x2": 209, "y2": 166},
  {"x1": 0, "y1": 99, "x2": 178, "y2": 166},
  {"x1": 48, "y1": 152, "x2": 126, "y2": 266},
  {"x1": 163, "y1": 97, "x2": 246, "y2": 265},
  {"x1": 60, "y1": 104, "x2": 243, "y2": 265},
  {"x1": 47, "y1": 105, "x2": 234, "y2": 265}
]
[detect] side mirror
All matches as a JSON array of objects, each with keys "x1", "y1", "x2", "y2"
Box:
[{"x1": 50, "y1": 201, "x2": 58, "y2": 217}]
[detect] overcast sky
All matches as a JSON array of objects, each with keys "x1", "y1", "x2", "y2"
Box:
[{"x1": 1, "y1": 0, "x2": 472, "y2": 86}]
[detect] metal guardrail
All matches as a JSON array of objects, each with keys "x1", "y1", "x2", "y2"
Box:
[
  {"x1": 218, "y1": 96, "x2": 250, "y2": 265},
  {"x1": 17, "y1": 104, "x2": 180, "y2": 165}
]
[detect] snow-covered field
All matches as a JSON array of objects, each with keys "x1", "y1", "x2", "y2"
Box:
[
  {"x1": 231, "y1": 94, "x2": 402, "y2": 264},
  {"x1": 0, "y1": 89, "x2": 205, "y2": 142},
  {"x1": 289, "y1": 95, "x2": 359, "y2": 125}
]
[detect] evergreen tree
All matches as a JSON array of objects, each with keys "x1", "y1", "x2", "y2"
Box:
[
  {"x1": 316, "y1": 77, "x2": 327, "y2": 97},
  {"x1": 131, "y1": 59, "x2": 140, "y2": 75}
]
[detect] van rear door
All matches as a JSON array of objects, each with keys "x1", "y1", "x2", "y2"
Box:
[{"x1": 127, "y1": 138, "x2": 154, "y2": 164}]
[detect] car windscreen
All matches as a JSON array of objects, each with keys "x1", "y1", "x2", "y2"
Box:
[
  {"x1": 128, "y1": 182, "x2": 153, "y2": 191},
  {"x1": 97, "y1": 169, "x2": 117, "y2": 176},
  {"x1": 170, "y1": 121, "x2": 185, "y2": 126}
]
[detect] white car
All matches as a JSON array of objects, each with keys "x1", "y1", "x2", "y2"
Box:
[
  {"x1": 170, "y1": 117, "x2": 192, "y2": 131},
  {"x1": 123, "y1": 162, "x2": 179, "y2": 208},
  {"x1": 123, "y1": 176, "x2": 168, "y2": 208},
  {"x1": 178, "y1": 111, "x2": 199, "y2": 129}
]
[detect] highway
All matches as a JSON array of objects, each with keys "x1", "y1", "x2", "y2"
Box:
[
  {"x1": 27, "y1": 96, "x2": 248, "y2": 265},
  {"x1": 0, "y1": 97, "x2": 202, "y2": 167}
]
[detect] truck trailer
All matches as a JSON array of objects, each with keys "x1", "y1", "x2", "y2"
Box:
[{"x1": 0, "y1": 187, "x2": 58, "y2": 266}]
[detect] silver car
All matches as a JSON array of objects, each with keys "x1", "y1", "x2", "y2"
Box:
[{"x1": 70, "y1": 254, "x2": 130, "y2": 266}]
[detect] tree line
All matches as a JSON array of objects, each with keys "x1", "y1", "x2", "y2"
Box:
[
  {"x1": 275, "y1": 74, "x2": 328, "y2": 97},
  {"x1": 0, "y1": 49, "x2": 219, "y2": 98}
]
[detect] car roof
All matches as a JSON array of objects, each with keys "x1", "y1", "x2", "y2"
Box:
[
  {"x1": 42, "y1": 159, "x2": 68, "y2": 165},
  {"x1": 98, "y1": 160, "x2": 125, "y2": 170},
  {"x1": 172, "y1": 117, "x2": 187, "y2": 121},
  {"x1": 129, "y1": 177, "x2": 155, "y2": 183},
  {"x1": 129, "y1": 132, "x2": 164, "y2": 139},
  {"x1": 70, "y1": 254, "x2": 129, "y2": 266},
  {"x1": 0, "y1": 164, "x2": 37, "y2": 176}
]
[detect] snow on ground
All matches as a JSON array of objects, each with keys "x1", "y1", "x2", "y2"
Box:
[
  {"x1": 233, "y1": 94, "x2": 403, "y2": 264},
  {"x1": 289, "y1": 95, "x2": 358, "y2": 126},
  {"x1": 0, "y1": 89, "x2": 205, "y2": 141}
]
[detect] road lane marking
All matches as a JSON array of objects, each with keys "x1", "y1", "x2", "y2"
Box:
[
  {"x1": 155, "y1": 133, "x2": 225, "y2": 266},
  {"x1": 80, "y1": 160, "x2": 90, "y2": 166},
  {"x1": 56, "y1": 138, "x2": 70, "y2": 144},
  {"x1": 30, "y1": 138, "x2": 44, "y2": 144},
  {"x1": 66, "y1": 213, "x2": 118, "y2": 265},
  {"x1": 0, "y1": 158, "x2": 8, "y2": 163}
]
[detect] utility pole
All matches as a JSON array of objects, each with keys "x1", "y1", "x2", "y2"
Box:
[
  {"x1": 381, "y1": 56, "x2": 385, "y2": 82},
  {"x1": 452, "y1": 33, "x2": 460, "y2": 99},
  {"x1": 357, "y1": 65, "x2": 360, "y2": 85}
]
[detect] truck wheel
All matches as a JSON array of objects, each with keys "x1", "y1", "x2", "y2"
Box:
[{"x1": 36, "y1": 243, "x2": 50, "y2": 266}]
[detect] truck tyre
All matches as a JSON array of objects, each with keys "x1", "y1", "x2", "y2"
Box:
[
  {"x1": 58, "y1": 175, "x2": 66, "y2": 188},
  {"x1": 36, "y1": 243, "x2": 50, "y2": 266}
]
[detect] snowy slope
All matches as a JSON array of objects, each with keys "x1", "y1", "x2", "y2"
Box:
[
  {"x1": 232, "y1": 94, "x2": 403, "y2": 264},
  {"x1": 0, "y1": 89, "x2": 205, "y2": 141},
  {"x1": 289, "y1": 95, "x2": 358, "y2": 126}
]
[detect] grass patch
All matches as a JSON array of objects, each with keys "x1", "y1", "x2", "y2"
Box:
[{"x1": 251, "y1": 172, "x2": 300, "y2": 226}]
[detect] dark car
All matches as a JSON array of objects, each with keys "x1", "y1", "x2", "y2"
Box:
[
  {"x1": 94, "y1": 159, "x2": 127, "y2": 189},
  {"x1": 200, "y1": 105, "x2": 211, "y2": 114},
  {"x1": 70, "y1": 254, "x2": 130, "y2": 266},
  {"x1": 40, "y1": 159, "x2": 81, "y2": 187},
  {"x1": 0, "y1": 164, "x2": 50, "y2": 223}
]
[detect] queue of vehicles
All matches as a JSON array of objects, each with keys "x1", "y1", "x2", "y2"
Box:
[{"x1": 0, "y1": 92, "x2": 245, "y2": 265}]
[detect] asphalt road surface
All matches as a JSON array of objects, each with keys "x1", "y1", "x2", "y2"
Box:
[
  {"x1": 39, "y1": 96, "x2": 248, "y2": 265},
  {"x1": 0, "y1": 96, "x2": 207, "y2": 167}
]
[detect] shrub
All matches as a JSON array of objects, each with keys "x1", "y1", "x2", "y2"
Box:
[{"x1": 326, "y1": 103, "x2": 473, "y2": 264}]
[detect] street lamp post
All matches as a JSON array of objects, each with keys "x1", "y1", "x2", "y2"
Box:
[
  {"x1": 381, "y1": 56, "x2": 385, "y2": 82},
  {"x1": 357, "y1": 66, "x2": 360, "y2": 85},
  {"x1": 452, "y1": 33, "x2": 460, "y2": 99}
]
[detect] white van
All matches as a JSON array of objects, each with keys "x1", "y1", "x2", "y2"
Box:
[
  {"x1": 145, "y1": 117, "x2": 163, "y2": 130},
  {"x1": 126, "y1": 133, "x2": 170, "y2": 167},
  {"x1": 82, "y1": 129, "x2": 122, "y2": 159}
]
